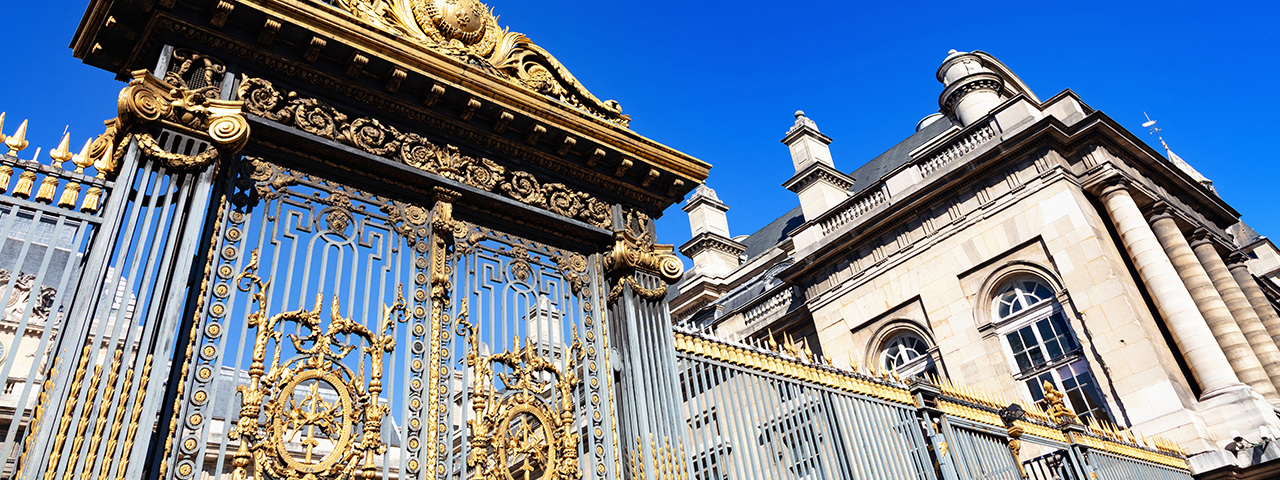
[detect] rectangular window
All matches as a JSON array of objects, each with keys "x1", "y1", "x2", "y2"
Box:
[
  {"x1": 1024, "y1": 359, "x2": 1111, "y2": 423},
  {"x1": 1004, "y1": 311, "x2": 1079, "y2": 374}
]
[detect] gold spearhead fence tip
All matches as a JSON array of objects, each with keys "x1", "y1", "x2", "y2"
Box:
[
  {"x1": 72, "y1": 138, "x2": 94, "y2": 172},
  {"x1": 6, "y1": 119, "x2": 29, "y2": 156},
  {"x1": 50, "y1": 131, "x2": 73, "y2": 163}
]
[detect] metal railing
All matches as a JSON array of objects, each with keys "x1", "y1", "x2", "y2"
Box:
[{"x1": 672, "y1": 330, "x2": 1194, "y2": 480}]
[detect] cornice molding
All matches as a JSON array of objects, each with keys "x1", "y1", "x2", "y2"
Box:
[
  {"x1": 679, "y1": 232, "x2": 746, "y2": 258},
  {"x1": 782, "y1": 161, "x2": 854, "y2": 194}
]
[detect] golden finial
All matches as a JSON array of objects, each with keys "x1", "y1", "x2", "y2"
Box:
[
  {"x1": 72, "y1": 138, "x2": 93, "y2": 172},
  {"x1": 848, "y1": 357, "x2": 859, "y2": 373},
  {"x1": 6, "y1": 119, "x2": 29, "y2": 156},
  {"x1": 0, "y1": 112, "x2": 7, "y2": 144},
  {"x1": 800, "y1": 338, "x2": 814, "y2": 363},
  {"x1": 49, "y1": 130, "x2": 73, "y2": 164}
]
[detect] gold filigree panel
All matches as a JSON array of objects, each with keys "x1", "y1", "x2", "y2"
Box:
[{"x1": 229, "y1": 250, "x2": 407, "y2": 480}]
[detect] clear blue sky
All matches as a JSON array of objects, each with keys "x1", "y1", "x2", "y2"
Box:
[{"x1": 5, "y1": 1, "x2": 1278, "y2": 263}]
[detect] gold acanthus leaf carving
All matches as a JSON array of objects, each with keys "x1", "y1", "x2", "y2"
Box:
[
  {"x1": 236, "y1": 76, "x2": 612, "y2": 229},
  {"x1": 229, "y1": 249, "x2": 407, "y2": 480},
  {"x1": 88, "y1": 69, "x2": 249, "y2": 177},
  {"x1": 294, "y1": 0, "x2": 629, "y2": 126}
]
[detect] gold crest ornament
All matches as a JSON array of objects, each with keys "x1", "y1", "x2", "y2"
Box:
[
  {"x1": 319, "y1": 0, "x2": 630, "y2": 125},
  {"x1": 1042, "y1": 380, "x2": 1081, "y2": 426},
  {"x1": 229, "y1": 249, "x2": 407, "y2": 480}
]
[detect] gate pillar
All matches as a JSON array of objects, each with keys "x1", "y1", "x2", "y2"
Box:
[
  {"x1": 603, "y1": 206, "x2": 692, "y2": 479},
  {"x1": 20, "y1": 46, "x2": 248, "y2": 480}
]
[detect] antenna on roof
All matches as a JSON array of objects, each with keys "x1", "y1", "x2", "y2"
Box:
[{"x1": 1142, "y1": 112, "x2": 1158, "y2": 129}]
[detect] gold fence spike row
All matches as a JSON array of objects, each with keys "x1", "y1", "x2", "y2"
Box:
[
  {"x1": 50, "y1": 131, "x2": 72, "y2": 164},
  {"x1": 6, "y1": 119, "x2": 28, "y2": 156},
  {"x1": 14, "y1": 170, "x2": 36, "y2": 199},
  {"x1": 36, "y1": 175, "x2": 58, "y2": 204}
]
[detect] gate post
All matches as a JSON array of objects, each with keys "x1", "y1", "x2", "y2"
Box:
[
  {"x1": 19, "y1": 46, "x2": 248, "y2": 480},
  {"x1": 603, "y1": 206, "x2": 693, "y2": 479},
  {"x1": 909, "y1": 378, "x2": 963, "y2": 480}
]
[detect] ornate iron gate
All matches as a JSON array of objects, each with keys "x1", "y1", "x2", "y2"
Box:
[{"x1": 163, "y1": 154, "x2": 630, "y2": 480}]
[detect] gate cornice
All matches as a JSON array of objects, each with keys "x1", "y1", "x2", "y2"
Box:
[{"x1": 72, "y1": 0, "x2": 710, "y2": 212}]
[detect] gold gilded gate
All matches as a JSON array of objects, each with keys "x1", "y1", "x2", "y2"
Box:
[
  {"x1": 21, "y1": 0, "x2": 710, "y2": 479},
  {"x1": 163, "y1": 151, "x2": 633, "y2": 480}
]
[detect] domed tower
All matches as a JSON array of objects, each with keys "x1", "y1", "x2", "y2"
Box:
[{"x1": 937, "y1": 50, "x2": 1040, "y2": 126}]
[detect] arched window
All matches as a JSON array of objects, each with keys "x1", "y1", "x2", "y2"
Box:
[
  {"x1": 991, "y1": 276, "x2": 1111, "y2": 423},
  {"x1": 877, "y1": 331, "x2": 937, "y2": 379},
  {"x1": 994, "y1": 278, "x2": 1055, "y2": 319}
]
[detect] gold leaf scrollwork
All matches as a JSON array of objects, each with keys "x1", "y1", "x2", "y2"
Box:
[
  {"x1": 89, "y1": 69, "x2": 250, "y2": 177},
  {"x1": 461, "y1": 309, "x2": 585, "y2": 480},
  {"x1": 236, "y1": 76, "x2": 612, "y2": 229},
  {"x1": 555, "y1": 253, "x2": 589, "y2": 298},
  {"x1": 229, "y1": 249, "x2": 407, "y2": 480}
]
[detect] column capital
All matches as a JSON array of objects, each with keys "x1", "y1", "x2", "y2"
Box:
[
  {"x1": 1189, "y1": 227, "x2": 1216, "y2": 249},
  {"x1": 1226, "y1": 251, "x2": 1252, "y2": 269},
  {"x1": 1094, "y1": 176, "x2": 1130, "y2": 199},
  {"x1": 1143, "y1": 200, "x2": 1177, "y2": 224}
]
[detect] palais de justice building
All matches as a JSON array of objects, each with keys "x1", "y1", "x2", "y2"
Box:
[
  {"x1": 670, "y1": 49, "x2": 1280, "y2": 477},
  {"x1": 0, "y1": 0, "x2": 1260, "y2": 477}
]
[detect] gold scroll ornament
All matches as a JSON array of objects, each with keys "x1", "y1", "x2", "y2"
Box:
[
  {"x1": 86, "y1": 69, "x2": 249, "y2": 177},
  {"x1": 602, "y1": 210, "x2": 683, "y2": 302},
  {"x1": 229, "y1": 249, "x2": 406, "y2": 480}
]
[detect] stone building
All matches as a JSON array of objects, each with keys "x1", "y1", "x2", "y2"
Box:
[{"x1": 670, "y1": 49, "x2": 1280, "y2": 478}]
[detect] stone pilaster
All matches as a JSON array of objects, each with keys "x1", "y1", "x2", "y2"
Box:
[
  {"x1": 1191, "y1": 230, "x2": 1280, "y2": 397},
  {"x1": 1097, "y1": 181, "x2": 1240, "y2": 396},
  {"x1": 1146, "y1": 206, "x2": 1277, "y2": 400},
  {"x1": 1228, "y1": 254, "x2": 1280, "y2": 347}
]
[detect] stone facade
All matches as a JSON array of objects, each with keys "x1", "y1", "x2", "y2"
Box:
[{"x1": 670, "y1": 49, "x2": 1280, "y2": 477}]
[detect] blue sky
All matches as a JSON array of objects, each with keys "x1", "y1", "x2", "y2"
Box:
[{"x1": 4, "y1": 1, "x2": 1278, "y2": 261}]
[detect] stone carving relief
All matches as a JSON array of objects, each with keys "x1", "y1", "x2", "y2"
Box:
[{"x1": 0, "y1": 270, "x2": 56, "y2": 324}]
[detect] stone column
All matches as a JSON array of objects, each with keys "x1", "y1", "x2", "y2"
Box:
[
  {"x1": 1191, "y1": 230, "x2": 1280, "y2": 396},
  {"x1": 1228, "y1": 255, "x2": 1280, "y2": 346},
  {"x1": 1146, "y1": 205, "x2": 1277, "y2": 400},
  {"x1": 1097, "y1": 182, "x2": 1240, "y2": 395}
]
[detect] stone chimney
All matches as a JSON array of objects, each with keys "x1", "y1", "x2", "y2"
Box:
[
  {"x1": 680, "y1": 183, "x2": 745, "y2": 279},
  {"x1": 781, "y1": 111, "x2": 854, "y2": 221}
]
